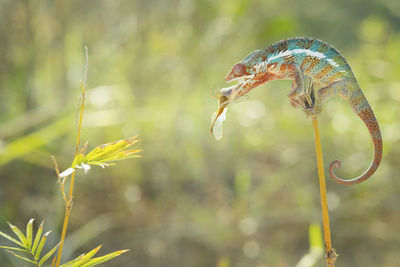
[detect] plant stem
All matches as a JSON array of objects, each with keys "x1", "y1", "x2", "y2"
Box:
[
  {"x1": 312, "y1": 117, "x2": 338, "y2": 267},
  {"x1": 55, "y1": 47, "x2": 88, "y2": 267}
]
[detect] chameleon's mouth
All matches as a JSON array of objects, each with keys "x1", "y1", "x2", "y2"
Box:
[
  {"x1": 219, "y1": 83, "x2": 242, "y2": 98},
  {"x1": 225, "y1": 75, "x2": 254, "y2": 85},
  {"x1": 221, "y1": 74, "x2": 254, "y2": 101},
  {"x1": 210, "y1": 73, "x2": 256, "y2": 140}
]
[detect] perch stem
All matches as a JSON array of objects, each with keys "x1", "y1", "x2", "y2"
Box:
[
  {"x1": 312, "y1": 116, "x2": 338, "y2": 267},
  {"x1": 55, "y1": 47, "x2": 88, "y2": 267}
]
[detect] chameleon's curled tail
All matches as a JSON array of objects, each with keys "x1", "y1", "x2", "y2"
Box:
[{"x1": 329, "y1": 89, "x2": 382, "y2": 185}]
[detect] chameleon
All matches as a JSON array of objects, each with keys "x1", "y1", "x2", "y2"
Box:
[{"x1": 210, "y1": 37, "x2": 382, "y2": 185}]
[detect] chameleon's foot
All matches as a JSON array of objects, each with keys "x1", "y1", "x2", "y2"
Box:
[
  {"x1": 288, "y1": 74, "x2": 316, "y2": 111},
  {"x1": 303, "y1": 102, "x2": 322, "y2": 116},
  {"x1": 304, "y1": 93, "x2": 313, "y2": 108},
  {"x1": 289, "y1": 96, "x2": 302, "y2": 108}
]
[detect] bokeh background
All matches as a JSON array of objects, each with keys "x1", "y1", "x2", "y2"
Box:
[{"x1": 1, "y1": 0, "x2": 400, "y2": 266}]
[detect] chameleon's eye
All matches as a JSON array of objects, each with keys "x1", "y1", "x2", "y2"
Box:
[
  {"x1": 225, "y1": 62, "x2": 247, "y2": 81},
  {"x1": 233, "y1": 63, "x2": 246, "y2": 77}
]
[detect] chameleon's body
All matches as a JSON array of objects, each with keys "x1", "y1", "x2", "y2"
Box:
[{"x1": 212, "y1": 37, "x2": 382, "y2": 185}]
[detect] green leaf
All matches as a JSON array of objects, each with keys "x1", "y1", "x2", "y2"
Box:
[
  {"x1": 59, "y1": 254, "x2": 84, "y2": 267},
  {"x1": 0, "y1": 230, "x2": 24, "y2": 247},
  {"x1": 0, "y1": 245, "x2": 29, "y2": 253},
  {"x1": 38, "y1": 242, "x2": 60, "y2": 266},
  {"x1": 61, "y1": 136, "x2": 141, "y2": 176},
  {"x1": 8, "y1": 222, "x2": 28, "y2": 248},
  {"x1": 35, "y1": 230, "x2": 51, "y2": 260},
  {"x1": 32, "y1": 220, "x2": 44, "y2": 255},
  {"x1": 96, "y1": 150, "x2": 142, "y2": 162},
  {"x1": 26, "y1": 218, "x2": 34, "y2": 249},
  {"x1": 85, "y1": 136, "x2": 140, "y2": 162},
  {"x1": 80, "y1": 249, "x2": 129, "y2": 267},
  {"x1": 71, "y1": 245, "x2": 102, "y2": 267},
  {"x1": 6, "y1": 250, "x2": 37, "y2": 264}
]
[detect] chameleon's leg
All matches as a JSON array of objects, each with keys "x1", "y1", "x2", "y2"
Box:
[
  {"x1": 288, "y1": 64, "x2": 306, "y2": 108},
  {"x1": 304, "y1": 77, "x2": 314, "y2": 107},
  {"x1": 288, "y1": 65, "x2": 305, "y2": 97},
  {"x1": 295, "y1": 78, "x2": 315, "y2": 110},
  {"x1": 299, "y1": 76, "x2": 314, "y2": 109}
]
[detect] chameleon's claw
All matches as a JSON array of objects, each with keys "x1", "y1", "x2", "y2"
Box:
[
  {"x1": 289, "y1": 97, "x2": 301, "y2": 108},
  {"x1": 305, "y1": 93, "x2": 313, "y2": 108}
]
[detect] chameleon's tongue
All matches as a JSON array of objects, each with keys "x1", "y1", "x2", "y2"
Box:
[
  {"x1": 210, "y1": 107, "x2": 227, "y2": 140},
  {"x1": 210, "y1": 95, "x2": 229, "y2": 140}
]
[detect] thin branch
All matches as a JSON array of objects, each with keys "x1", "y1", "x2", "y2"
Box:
[
  {"x1": 82, "y1": 46, "x2": 89, "y2": 90},
  {"x1": 55, "y1": 46, "x2": 89, "y2": 267},
  {"x1": 312, "y1": 117, "x2": 338, "y2": 267}
]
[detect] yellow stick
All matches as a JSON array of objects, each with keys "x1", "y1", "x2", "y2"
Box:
[
  {"x1": 54, "y1": 83, "x2": 85, "y2": 267},
  {"x1": 312, "y1": 117, "x2": 338, "y2": 267},
  {"x1": 55, "y1": 47, "x2": 88, "y2": 267}
]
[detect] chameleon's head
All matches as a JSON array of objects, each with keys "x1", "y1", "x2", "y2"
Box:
[
  {"x1": 223, "y1": 50, "x2": 269, "y2": 101},
  {"x1": 225, "y1": 50, "x2": 268, "y2": 82},
  {"x1": 210, "y1": 49, "x2": 270, "y2": 138}
]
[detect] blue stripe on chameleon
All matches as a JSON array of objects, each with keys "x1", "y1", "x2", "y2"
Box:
[
  {"x1": 287, "y1": 40, "x2": 298, "y2": 50},
  {"x1": 309, "y1": 40, "x2": 321, "y2": 51},
  {"x1": 324, "y1": 47, "x2": 338, "y2": 58},
  {"x1": 268, "y1": 55, "x2": 284, "y2": 65}
]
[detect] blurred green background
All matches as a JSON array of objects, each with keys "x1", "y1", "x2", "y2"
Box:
[{"x1": 0, "y1": 0, "x2": 400, "y2": 266}]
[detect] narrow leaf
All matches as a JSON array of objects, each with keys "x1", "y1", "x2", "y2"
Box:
[
  {"x1": 59, "y1": 254, "x2": 84, "y2": 267},
  {"x1": 81, "y1": 249, "x2": 129, "y2": 267},
  {"x1": 38, "y1": 242, "x2": 60, "y2": 265},
  {"x1": 26, "y1": 218, "x2": 34, "y2": 249},
  {"x1": 32, "y1": 220, "x2": 44, "y2": 255},
  {"x1": 0, "y1": 230, "x2": 24, "y2": 247},
  {"x1": 6, "y1": 250, "x2": 37, "y2": 264},
  {"x1": 71, "y1": 245, "x2": 102, "y2": 267},
  {"x1": 0, "y1": 245, "x2": 29, "y2": 252},
  {"x1": 8, "y1": 222, "x2": 28, "y2": 248},
  {"x1": 35, "y1": 230, "x2": 51, "y2": 260},
  {"x1": 85, "y1": 136, "x2": 139, "y2": 161},
  {"x1": 98, "y1": 150, "x2": 142, "y2": 162}
]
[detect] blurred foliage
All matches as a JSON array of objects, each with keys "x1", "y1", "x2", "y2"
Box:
[
  {"x1": 0, "y1": 0, "x2": 400, "y2": 266},
  {"x1": 0, "y1": 219, "x2": 128, "y2": 266}
]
